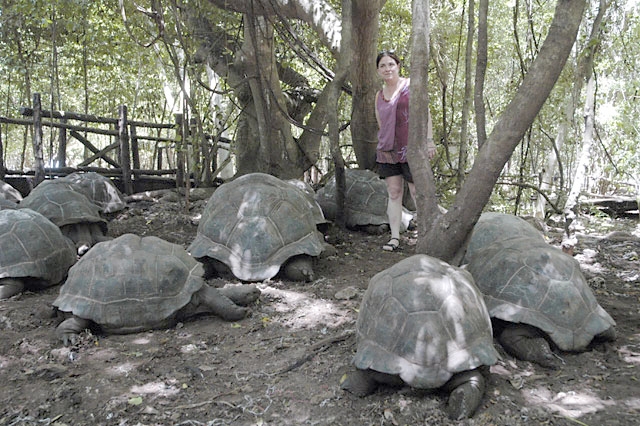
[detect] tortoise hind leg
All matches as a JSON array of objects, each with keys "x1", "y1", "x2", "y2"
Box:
[
  {"x1": 499, "y1": 324, "x2": 558, "y2": 369},
  {"x1": 282, "y1": 255, "x2": 314, "y2": 282},
  {"x1": 443, "y1": 368, "x2": 486, "y2": 420},
  {"x1": 340, "y1": 369, "x2": 379, "y2": 397}
]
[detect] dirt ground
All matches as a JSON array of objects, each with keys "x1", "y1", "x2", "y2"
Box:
[{"x1": 1, "y1": 191, "x2": 639, "y2": 426}]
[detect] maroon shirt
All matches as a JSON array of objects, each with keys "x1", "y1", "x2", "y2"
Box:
[{"x1": 376, "y1": 83, "x2": 410, "y2": 164}]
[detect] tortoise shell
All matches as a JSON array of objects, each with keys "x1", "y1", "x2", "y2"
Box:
[
  {"x1": 0, "y1": 208, "x2": 76, "y2": 288},
  {"x1": 354, "y1": 254, "x2": 498, "y2": 389},
  {"x1": 61, "y1": 172, "x2": 126, "y2": 213},
  {"x1": 188, "y1": 173, "x2": 325, "y2": 281},
  {"x1": 466, "y1": 236, "x2": 615, "y2": 351},
  {"x1": 20, "y1": 180, "x2": 107, "y2": 231},
  {"x1": 53, "y1": 234, "x2": 205, "y2": 334}
]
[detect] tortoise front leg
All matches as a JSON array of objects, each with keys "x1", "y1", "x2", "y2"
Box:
[
  {"x1": 56, "y1": 316, "x2": 91, "y2": 346},
  {"x1": 195, "y1": 285, "x2": 250, "y2": 321},
  {"x1": 0, "y1": 278, "x2": 25, "y2": 299},
  {"x1": 499, "y1": 324, "x2": 558, "y2": 369}
]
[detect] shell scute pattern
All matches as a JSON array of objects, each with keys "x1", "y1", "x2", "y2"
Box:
[{"x1": 354, "y1": 255, "x2": 498, "y2": 389}]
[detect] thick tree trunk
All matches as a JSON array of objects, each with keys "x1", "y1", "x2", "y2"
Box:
[
  {"x1": 350, "y1": 0, "x2": 383, "y2": 170},
  {"x1": 457, "y1": 0, "x2": 475, "y2": 189},
  {"x1": 416, "y1": 0, "x2": 587, "y2": 262}
]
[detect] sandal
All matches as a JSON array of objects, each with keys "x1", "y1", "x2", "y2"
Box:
[{"x1": 382, "y1": 238, "x2": 400, "y2": 252}]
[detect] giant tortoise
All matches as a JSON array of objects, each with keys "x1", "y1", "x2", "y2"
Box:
[
  {"x1": 0, "y1": 209, "x2": 77, "y2": 299},
  {"x1": 188, "y1": 173, "x2": 326, "y2": 282},
  {"x1": 20, "y1": 180, "x2": 110, "y2": 255},
  {"x1": 464, "y1": 213, "x2": 616, "y2": 368},
  {"x1": 53, "y1": 233, "x2": 260, "y2": 345},
  {"x1": 340, "y1": 254, "x2": 499, "y2": 420},
  {"x1": 315, "y1": 169, "x2": 413, "y2": 233},
  {"x1": 61, "y1": 171, "x2": 126, "y2": 214}
]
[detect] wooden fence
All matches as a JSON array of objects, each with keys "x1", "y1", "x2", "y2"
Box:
[{"x1": 0, "y1": 93, "x2": 228, "y2": 195}]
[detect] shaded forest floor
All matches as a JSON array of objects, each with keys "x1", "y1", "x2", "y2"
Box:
[{"x1": 1, "y1": 193, "x2": 639, "y2": 425}]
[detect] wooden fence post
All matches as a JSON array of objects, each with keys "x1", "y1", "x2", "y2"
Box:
[
  {"x1": 175, "y1": 113, "x2": 185, "y2": 188},
  {"x1": 0, "y1": 124, "x2": 4, "y2": 179},
  {"x1": 130, "y1": 124, "x2": 140, "y2": 171},
  {"x1": 58, "y1": 118, "x2": 67, "y2": 167},
  {"x1": 118, "y1": 105, "x2": 133, "y2": 194},
  {"x1": 32, "y1": 93, "x2": 45, "y2": 186}
]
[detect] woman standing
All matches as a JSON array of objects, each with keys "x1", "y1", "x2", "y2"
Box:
[{"x1": 375, "y1": 50, "x2": 435, "y2": 252}]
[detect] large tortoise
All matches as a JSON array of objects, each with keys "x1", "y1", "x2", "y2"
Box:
[
  {"x1": 53, "y1": 233, "x2": 260, "y2": 345},
  {"x1": 0, "y1": 179, "x2": 23, "y2": 203},
  {"x1": 464, "y1": 213, "x2": 616, "y2": 368},
  {"x1": 340, "y1": 254, "x2": 499, "y2": 420},
  {"x1": 60, "y1": 172, "x2": 126, "y2": 214},
  {"x1": 0, "y1": 209, "x2": 77, "y2": 299},
  {"x1": 315, "y1": 169, "x2": 413, "y2": 233},
  {"x1": 188, "y1": 173, "x2": 326, "y2": 282},
  {"x1": 20, "y1": 180, "x2": 110, "y2": 255},
  {"x1": 463, "y1": 212, "x2": 545, "y2": 262}
]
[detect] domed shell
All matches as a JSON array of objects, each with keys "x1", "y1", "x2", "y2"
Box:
[
  {"x1": 354, "y1": 254, "x2": 498, "y2": 389},
  {"x1": 54, "y1": 234, "x2": 205, "y2": 334},
  {"x1": 20, "y1": 180, "x2": 107, "y2": 231},
  {"x1": 0, "y1": 209, "x2": 77, "y2": 287},
  {"x1": 466, "y1": 237, "x2": 615, "y2": 351},
  {"x1": 315, "y1": 169, "x2": 389, "y2": 228},
  {"x1": 0, "y1": 180, "x2": 23, "y2": 203},
  {"x1": 61, "y1": 172, "x2": 126, "y2": 213},
  {"x1": 464, "y1": 212, "x2": 545, "y2": 263},
  {"x1": 188, "y1": 173, "x2": 325, "y2": 281}
]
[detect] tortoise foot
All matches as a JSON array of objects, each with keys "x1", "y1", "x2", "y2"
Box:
[{"x1": 56, "y1": 316, "x2": 91, "y2": 346}]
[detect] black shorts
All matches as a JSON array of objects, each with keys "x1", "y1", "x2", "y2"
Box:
[{"x1": 377, "y1": 162, "x2": 413, "y2": 183}]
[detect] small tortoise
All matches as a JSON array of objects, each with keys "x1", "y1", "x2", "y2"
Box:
[
  {"x1": 0, "y1": 209, "x2": 77, "y2": 299},
  {"x1": 465, "y1": 213, "x2": 616, "y2": 368},
  {"x1": 61, "y1": 172, "x2": 126, "y2": 214},
  {"x1": 315, "y1": 169, "x2": 413, "y2": 233},
  {"x1": 188, "y1": 173, "x2": 326, "y2": 282},
  {"x1": 53, "y1": 234, "x2": 260, "y2": 345},
  {"x1": 341, "y1": 254, "x2": 498, "y2": 420},
  {"x1": 20, "y1": 180, "x2": 110, "y2": 255}
]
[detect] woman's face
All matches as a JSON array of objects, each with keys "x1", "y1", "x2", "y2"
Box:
[{"x1": 377, "y1": 55, "x2": 400, "y2": 81}]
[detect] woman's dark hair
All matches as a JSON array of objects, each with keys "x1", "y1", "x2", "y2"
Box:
[{"x1": 376, "y1": 50, "x2": 401, "y2": 67}]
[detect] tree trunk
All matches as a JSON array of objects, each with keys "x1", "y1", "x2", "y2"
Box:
[
  {"x1": 350, "y1": 0, "x2": 383, "y2": 170},
  {"x1": 416, "y1": 0, "x2": 587, "y2": 263},
  {"x1": 474, "y1": 0, "x2": 489, "y2": 148},
  {"x1": 534, "y1": 0, "x2": 609, "y2": 219},
  {"x1": 457, "y1": 0, "x2": 475, "y2": 189},
  {"x1": 563, "y1": 74, "x2": 596, "y2": 252}
]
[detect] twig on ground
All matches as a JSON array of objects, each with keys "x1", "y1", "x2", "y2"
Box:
[{"x1": 277, "y1": 330, "x2": 354, "y2": 374}]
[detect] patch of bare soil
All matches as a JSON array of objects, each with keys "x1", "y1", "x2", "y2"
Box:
[{"x1": 1, "y1": 195, "x2": 639, "y2": 426}]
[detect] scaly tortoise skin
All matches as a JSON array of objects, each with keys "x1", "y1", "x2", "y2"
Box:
[
  {"x1": 464, "y1": 213, "x2": 616, "y2": 368},
  {"x1": 0, "y1": 209, "x2": 77, "y2": 299},
  {"x1": 188, "y1": 173, "x2": 326, "y2": 282},
  {"x1": 53, "y1": 233, "x2": 260, "y2": 345},
  {"x1": 341, "y1": 254, "x2": 498, "y2": 420},
  {"x1": 20, "y1": 180, "x2": 110, "y2": 255}
]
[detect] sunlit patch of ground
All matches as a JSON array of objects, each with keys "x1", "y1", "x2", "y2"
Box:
[
  {"x1": 523, "y1": 386, "x2": 616, "y2": 418},
  {"x1": 259, "y1": 283, "x2": 353, "y2": 330}
]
